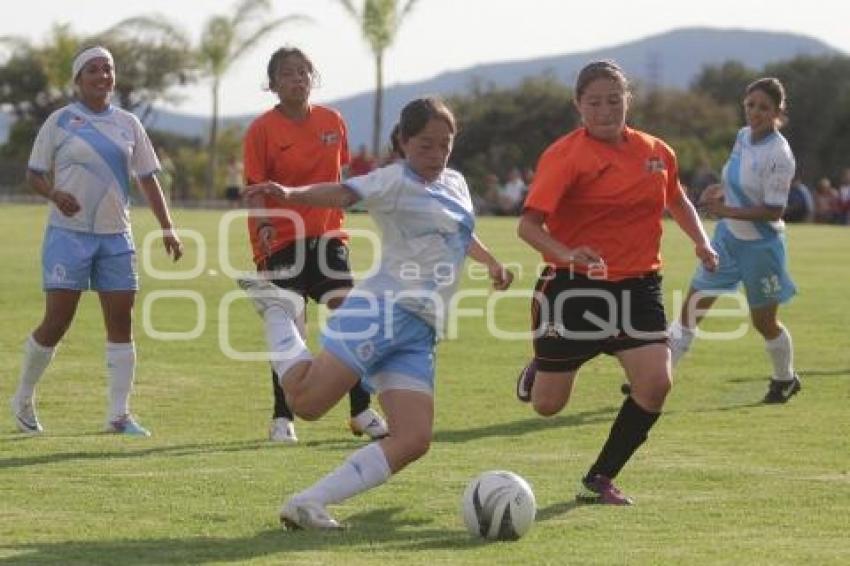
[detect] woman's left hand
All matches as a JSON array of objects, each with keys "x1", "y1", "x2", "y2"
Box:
[
  {"x1": 489, "y1": 262, "x2": 514, "y2": 291},
  {"x1": 702, "y1": 195, "x2": 727, "y2": 218},
  {"x1": 163, "y1": 230, "x2": 183, "y2": 262},
  {"x1": 696, "y1": 242, "x2": 719, "y2": 272},
  {"x1": 243, "y1": 182, "x2": 289, "y2": 202}
]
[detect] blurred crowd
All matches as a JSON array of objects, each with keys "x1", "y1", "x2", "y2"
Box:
[{"x1": 223, "y1": 142, "x2": 850, "y2": 226}]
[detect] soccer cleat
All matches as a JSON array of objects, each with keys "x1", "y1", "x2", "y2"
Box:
[
  {"x1": 269, "y1": 417, "x2": 298, "y2": 444},
  {"x1": 516, "y1": 359, "x2": 537, "y2": 403},
  {"x1": 279, "y1": 497, "x2": 343, "y2": 530},
  {"x1": 105, "y1": 414, "x2": 151, "y2": 437},
  {"x1": 576, "y1": 474, "x2": 634, "y2": 506},
  {"x1": 11, "y1": 395, "x2": 43, "y2": 434},
  {"x1": 236, "y1": 276, "x2": 304, "y2": 318},
  {"x1": 762, "y1": 374, "x2": 801, "y2": 404},
  {"x1": 349, "y1": 408, "x2": 389, "y2": 440}
]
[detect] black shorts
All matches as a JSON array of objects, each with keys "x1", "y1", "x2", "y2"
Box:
[
  {"x1": 531, "y1": 268, "x2": 668, "y2": 372},
  {"x1": 262, "y1": 237, "x2": 353, "y2": 302}
]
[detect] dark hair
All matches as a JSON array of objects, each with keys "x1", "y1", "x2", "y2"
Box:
[
  {"x1": 574, "y1": 60, "x2": 630, "y2": 101},
  {"x1": 395, "y1": 97, "x2": 456, "y2": 145},
  {"x1": 389, "y1": 124, "x2": 403, "y2": 157},
  {"x1": 266, "y1": 47, "x2": 320, "y2": 90},
  {"x1": 745, "y1": 77, "x2": 786, "y2": 112}
]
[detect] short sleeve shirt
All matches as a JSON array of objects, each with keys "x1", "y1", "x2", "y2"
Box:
[
  {"x1": 524, "y1": 127, "x2": 682, "y2": 280},
  {"x1": 243, "y1": 105, "x2": 350, "y2": 263},
  {"x1": 721, "y1": 127, "x2": 795, "y2": 240},
  {"x1": 344, "y1": 163, "x2": 475, "y2": 330},
  {"x1": 29, "y1": 102, "x2": 160, "y2": 234}
]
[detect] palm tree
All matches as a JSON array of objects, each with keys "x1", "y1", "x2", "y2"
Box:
[
  {"x1": 113, "y1": 0, "x2": 307, "y2": 200},
  {"x1": 333, "y1": 0, "x2": 420, "y2": 156},
  {"x1": 197, "y1": 0, "x2": 308, "y2": 199}
]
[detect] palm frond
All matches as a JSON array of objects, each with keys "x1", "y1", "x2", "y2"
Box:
[
  {"x1": 231, "y1": 0, "x2": 273, "y2": 31},
  {"x1": 228, "y1": 15, "x2": 310, "y2": 66},
  {"x1": 333, "y1": 0, "x2": 361, "y2": 22}
]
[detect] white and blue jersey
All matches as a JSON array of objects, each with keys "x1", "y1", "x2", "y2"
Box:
[
  {"x1": 343, "y1": 163, "x2": 475, "y2": 330},
  {"x1": 28, "y1": 102, "x2": 160, "y2": 234},
  {"x1": 720, "y1": 126, "x2": 795, "y2": 241},
  {"x1": 692, "y1": 127, "x2": 797, "y2": 307},
  {"x1": 320, "y1": 163, "x2": 475, "y2": 394}
]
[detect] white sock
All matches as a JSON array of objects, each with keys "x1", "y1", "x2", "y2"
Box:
[
  {"x1": 265, "y1": 307, "x2": 312, "y2": 377},
  {"x1": 297, "y1": 442, "x2": 391, "y2": 506},
  {"x1": 765, "y1": 327, "x2": 795, "y2": 381},
  {"x1": 668, "y1": 320, "x2": 695, "y2": 367},
  {"x1": 14, "y1": 335, "x2": 56, "y2": 401},
  {"x1": 107, "y1": 341, "x2": 136, "y2": 420}
]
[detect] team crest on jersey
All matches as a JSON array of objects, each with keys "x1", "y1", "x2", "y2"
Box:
[
  {"x1": 49, "y1": 263, "x2": 67, "y2": 283},
  {"x1": 69, "y1": 115, "x2": 87, "y2": 128},
  {"x1": 320, "y1": 131, "x2": 339, "y2": 145},
  {"x1": 355, "y1": 340, "x2": 375, "y2": 362},
  {"x1": 646, "y1": 157, "x2": 666, "y2": 172}
]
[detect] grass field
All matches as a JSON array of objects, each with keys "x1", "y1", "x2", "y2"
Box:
[{"x1": 1, "y1": 204, "x2": 848, "y2": 565}]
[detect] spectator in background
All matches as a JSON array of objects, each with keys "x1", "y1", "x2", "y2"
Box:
[
  {"x1": 813, "y1": 177, "x2": 840, "y2": 224},
  {"x1": 501, "y1": 167, "x2": 527, "y2": 214},
  {"x1": 838, "y1": 168, "x2": 850, "y2": 225},
  {"x1": 224, "y1": 156, "x2": 243, "y2": 208},
  {"x1": 347, "y1": 144, "x2": 376, "y2": 178},
  {"x1": 783, "y1": 174, "x2": 814, "y2": 223},
  {"x1": 481, "y1": 172, "x2": 503, "y2": 215},
  {"x1": 689, "y1": 158, "x2": 720, "y2": 205}
]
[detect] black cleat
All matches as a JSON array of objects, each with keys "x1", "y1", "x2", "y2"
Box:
[
  {"x1": 516, "y1": 360, "x2": 537, "y2": 403},
  {"x1": 762, "y1": 375, "x2": 801, "y2": 404}
]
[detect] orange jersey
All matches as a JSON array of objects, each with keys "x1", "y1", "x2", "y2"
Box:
[
  {"x1": 524, "y1": 127, "x2": 684, "y2": 280},
  {"x1": 243, "y1": 105, "x2": 350, "y2": 264}
]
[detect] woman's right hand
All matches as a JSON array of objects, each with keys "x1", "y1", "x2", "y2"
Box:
[
  {"x1": 48, "y1": 189, "x2": 81, "y2": 217},
  {"x1": 557, "y1": 245, "x2": 605, "y2": 269},
  {"x1": 258, "y1": 224, "x2": 276, "y2": 257}
]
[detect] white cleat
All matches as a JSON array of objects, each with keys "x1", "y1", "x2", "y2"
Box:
[
  {"x1": 279, "y1": 497, "x2": 343, "y2": 530},
  {"x1": 349, "y1": 408, "x2": 389, "y2": 440},
  {"x1": 11, "y1": 395, "x2": 43, "y2": 434},
  {"x1": 104, "y1": 414, "x2": 151, "y2": 437},
  {"x1": 236, "y1": 277, "x2": 304, "y2": 318},
  {"x1": 269, "y1": 417, "x2": 298, "y2": 444}
]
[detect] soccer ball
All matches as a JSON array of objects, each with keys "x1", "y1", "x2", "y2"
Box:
[{"x1": 461, "y1": 470, "x2": 536, "y2": 541}]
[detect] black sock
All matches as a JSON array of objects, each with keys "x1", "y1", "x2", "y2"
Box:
[
  {"x1": 348, "y1": 381, "x2": 371, "y2": 417},
  {"x1": 272, "y1": 370, "x2": 294, "y2": 420},
  {"x1": 586, "y1": 396, "x2": 660, "y2": 481}
]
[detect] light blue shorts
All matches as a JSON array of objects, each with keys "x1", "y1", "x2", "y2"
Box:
[
  {"x1": 42, "y1": 226, "x2": 138, "y2": 291},
  {"x1": 321, "y1": 294, "x2": 436, "y2": 395},
  {"x1": 691, "y1": 221, "x2": 796, "y2": 308}
]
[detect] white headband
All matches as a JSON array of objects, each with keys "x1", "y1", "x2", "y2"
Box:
[{"x1": 72, "y1": 46, "x2": 114, "y2": 80}]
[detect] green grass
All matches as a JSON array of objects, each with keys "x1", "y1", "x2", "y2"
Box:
[{"x1": 1, "y1": 204, "x2": 848, "y2": 565}]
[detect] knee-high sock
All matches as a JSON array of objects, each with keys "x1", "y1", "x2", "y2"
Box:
[
  {"x1": 587, "y1": 396, "x2": 660, "y2": 481},
  {"x1": 107, "y1": 341, "x2": 136, "y2": 420},
  {"x1": 14, "y1": 335, "x2": 56, "y2": 401},
  {"x1": 668, "y1": 320, "x2": 695, "y2": 368},
  {"x1": 765, "y1": 327, "x2": 795, "y2": 381},
  {"x1": 264, "y1": 307, "x2": 312, "y2": 379},
  {"x1": 296, "y1": 442, "x2": 391, "y2": 505}
]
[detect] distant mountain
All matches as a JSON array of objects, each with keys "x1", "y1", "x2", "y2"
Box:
[{"x1": 1, "y1": 27, "x2": 841, "y2": 146}]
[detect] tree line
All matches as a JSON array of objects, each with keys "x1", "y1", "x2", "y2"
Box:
[
  {"x1": 449, "y1": 57, "x2": 850, "y2": 195},
  {"x1": 1, "y1": 4, "x2": 848, "y2": 200}
]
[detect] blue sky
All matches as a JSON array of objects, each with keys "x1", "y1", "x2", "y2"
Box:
[{"x1": 3, "y1": 0, "x2": 847, "y2": 116}]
